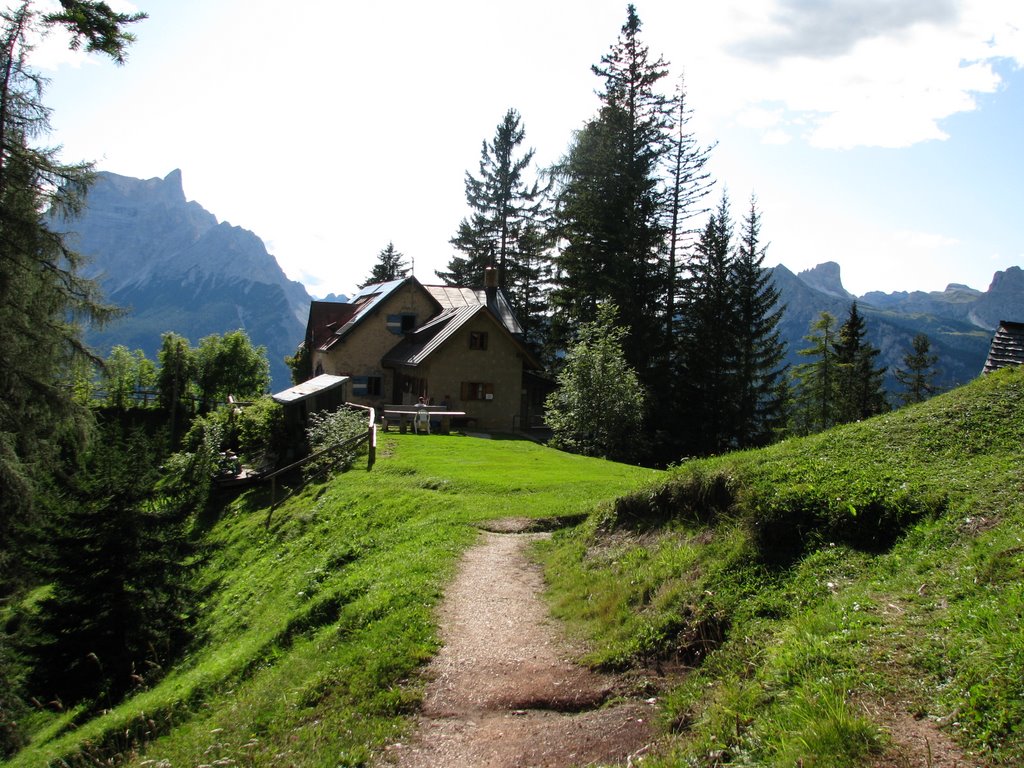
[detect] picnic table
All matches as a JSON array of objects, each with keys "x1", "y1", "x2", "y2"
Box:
[{"x1": 381, "y1": 408, "x2": 468, "y2": 435}]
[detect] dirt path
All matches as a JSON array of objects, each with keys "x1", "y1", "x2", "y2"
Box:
[{"x1": 378, "y1": 522, "x2": 656, "y2": 768}]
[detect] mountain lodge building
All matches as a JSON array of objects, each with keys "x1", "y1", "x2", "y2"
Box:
[{"x1": 299, "y1": 269, "x2": 544, "y2": 432}]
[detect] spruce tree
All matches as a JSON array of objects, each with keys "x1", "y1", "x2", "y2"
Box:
[
  {"x1": 791, "y1": 311, "x2": 840, "y2": 435},
  {"x1": 28, "y1": 425, "x2": 193, "y2": 708},
  {"x1": 439, "y1": 108, "x2": 549, "y2": 317},
  {"x1": 0, "y1": 4, "x2": 145, "y2": 750},
  {"x1": 834, "y1": 302, "x2": 888, "y2": 422},
  {"x1": 551, "y1": 4, "x2": 671, "y2": 380},
  {"x1": 732, "y1": 195, "x2": 787, "y2": 447},
  {"x1": 894, "y1": 333, "x2": 939, "y2": 405},
  {"x1": 1, "y1": 1, "x2": 143, "y2": 592},
  {"x1": 664, "y1": 74, "x2": 715, "y2": 352},
  {"x1": 676, "y1": 193, "x2": 738, "y2": 454},
  {"x1": 360, "y1": 242, "x2": 408, "y2": 287}
]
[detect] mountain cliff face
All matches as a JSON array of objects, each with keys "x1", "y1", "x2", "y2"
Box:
[
  {"x1": 772, "y1": 261, "x2": 1021, "y2": 392},
  {"x1": 56, "y1": 170, "x2": 311, "y2": 390}
]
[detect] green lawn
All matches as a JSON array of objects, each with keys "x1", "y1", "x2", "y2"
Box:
[
  {"x1": 10, "y1": 432, "x2": 657, "y2": 767},
  {"x1": 538, "y1": 366, "x2": 1024, "y2": 766},
  {"x1": 14, "y1": 368, "x2": 1024, "y2": 767}
]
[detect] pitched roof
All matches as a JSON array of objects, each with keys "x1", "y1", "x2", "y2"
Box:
[
  {"x1": 983, "y1": 320, "x2": 1024, "y2": 373},
  {"x1": 381, "y1": 306, "x2": 482, "y2": 367},
  {"x1": 425, "y1": 285, "x2": 524, "y2": 336},
  {"x1": 317, "y1": 277, "x2": 440, "y2": 352},
  {"x1": 305, "y1": 301, "x2": 357, "y2": 351},
  {"x1": 382, "y1": 304, "x2": 541, "y2": 370}
]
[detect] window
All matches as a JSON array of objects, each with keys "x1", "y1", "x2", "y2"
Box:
[
  {"x1": 461, "y1": 382, "x2": 494, "y2": 401},
  {"x1": 469, "y1": 331, "x2": 489, "y2": 350},
  {"x1": 353, "y1": 375, "x2": 383, "y2": 397},
  {"x1": 386, "y1": 313, "x2": 418, "y2": 335}
]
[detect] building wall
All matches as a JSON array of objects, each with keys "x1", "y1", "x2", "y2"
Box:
[
  {"x1": 417, "y1": 315, "x2": 526, "y2": 431},
  {"x1": 312, "y1": 283, "x2": 436, "y2": 408}
]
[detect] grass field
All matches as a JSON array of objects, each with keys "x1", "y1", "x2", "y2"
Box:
[
  {"x1": 10, "y1": 366, "x2": 1024, "y2": 767},
  {"x1": 539, "y1": 366, "x2": 1024, "y2": 766},
  {"x1": 9, "y1": 433, "x2": 657, "y2": 767}
]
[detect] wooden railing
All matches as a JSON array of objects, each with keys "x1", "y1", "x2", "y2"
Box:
[{"x1": 263, "y1": 404, "x2": 376, "y2": 524}]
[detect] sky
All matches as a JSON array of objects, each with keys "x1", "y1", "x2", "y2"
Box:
[{"x1": 22, "y1": 0, "x2": 1024, "y2": 298}]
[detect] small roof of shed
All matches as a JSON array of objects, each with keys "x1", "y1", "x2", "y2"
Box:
[{"x1": 272, "y1": 374, "x2": 348, "y2": 404}]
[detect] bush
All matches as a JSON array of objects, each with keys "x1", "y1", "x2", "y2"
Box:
[
  {"x1": 303, "y1": 408, "x2": 369, "y2": 480},
  {"x1": 235, "y1": 396, "x2": 285, "y2": 470}
]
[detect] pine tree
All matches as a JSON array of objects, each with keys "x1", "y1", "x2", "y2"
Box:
[
  {"x1": 894, "y1": 333, "x2": 939, "y2": 406},
  {"x1": 664, "y1": 73, "x2": 715, "y2": 352},
  {"x1": 791, "y1": 311, "x2": 840, "y2": 435},
  {"x1": 834, "y1": 302, "x2": 888, "y2": 422},
  {"x1": 359, "y1": 242, "x2": 408, "y2": 287},
  {"x1": 732, "y1": 195, "x2": 787, "y2": 447},
  {"x1": 676, "y1": 193, "x2": 738, "y2": 454},
  {"x1": 439, "y1": 109, "x2": 550, "y2": 333},
  {"x1": 551, "y1": 4, "x2": 671, "y2": 380},
  {"x1": 28, "y1": 425, "x2": 193, "y2": 708}
]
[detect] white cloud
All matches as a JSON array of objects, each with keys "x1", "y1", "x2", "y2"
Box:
[{"x1": 710, "y1": 0, "x2": 1024, "y2": 149}]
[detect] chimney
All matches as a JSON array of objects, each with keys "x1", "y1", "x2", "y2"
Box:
[{"x1": 484, "y1": 265, "x2": 498, "y2": 307}]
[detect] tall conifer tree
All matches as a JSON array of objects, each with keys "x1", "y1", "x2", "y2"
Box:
[
  {"x1": 439, "y1": 108, "x2": 549, "y2": 319},
  {"x1": 894, "y1": 333, "x2": 939, "y2": 405},
  {"x1": 676, "y1": 193, "x2": 737, "y2": 454},
  {"x1": 0, "y1": 4, "x2": 144, "y2": 750},
  {"x1": 732, "y1": 195, "x2": 787, "y2": 446},
  {"x1": 29, "y1": 426, "x2": 193, "y2": 708},
  {"x1": 360, "y1": 242, "x2": 408, "y2": 287},
  {"x1": 834, "y1": 302, "x2": 888, "y2": 422},
  {"x1": 791, "y1": 311, "x2": 840, "y2": 435},
  {"x1": 552, "y1": 4, "x2": 671, "y2": 379},
  {"x1": 0, "y1": 1, "x2": 143, "y2": 590},
  {"x1": 664, "y1": 74, "x2": 715, "y2": 352}
]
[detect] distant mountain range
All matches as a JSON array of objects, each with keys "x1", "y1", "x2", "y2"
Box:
[
  {"x1": 58, "y1": 170, "x2": 1017, "y2": 399},
  {"x1": 772, "y1": 261, "x2": 1017, "y2": 392},
  {"x1": 55, "y1": 170, "x2": 312, "y2": 390}
]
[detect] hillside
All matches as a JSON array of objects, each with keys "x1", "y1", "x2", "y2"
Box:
[
  {"x1": 6, "y1": 436, "x2": 656, "y2": 767},
  {"x1": 52, "y1": 170, "x2": 312, "y2": 390},
  {"x1": 540, "y1": 366, "x2": 1024, "y2": 766},
  {"x1": 8, "y1": 370, "x2": 1024, "y2": 766}
]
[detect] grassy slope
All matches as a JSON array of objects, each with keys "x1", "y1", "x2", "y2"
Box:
[
  {"x1": 10, "y1": 434, "x2": 657, "y2": 767},
  {"x1": 539, "y1": 366, "x2": 1024, "y2": 766}
]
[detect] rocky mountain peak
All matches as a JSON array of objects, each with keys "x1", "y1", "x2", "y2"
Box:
[
  {"x1": 988, "y1": 266, "x2": 1024, "y2": 293},
  {"x1": 796, "y1": 261, "x2": 853, "y2": 299},
  {"x1": 62, "y1": 169, "x2": 312, "y2": 390}
]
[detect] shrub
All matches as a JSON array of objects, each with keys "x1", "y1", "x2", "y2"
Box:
[
  {"x1": 235, "y1": 396, "x2": 285, "y2": 470},
  {"x1": 303, "y1": 408, "x2": 369, "y2": 480}
]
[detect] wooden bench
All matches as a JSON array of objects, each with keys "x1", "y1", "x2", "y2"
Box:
[{"x1": 382, "y1": 409, "x2": 467, "y2": 435}]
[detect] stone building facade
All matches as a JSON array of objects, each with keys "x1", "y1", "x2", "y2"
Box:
[{"x1": 304, "y1": 274, "x2": 542, "y2": 431}]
